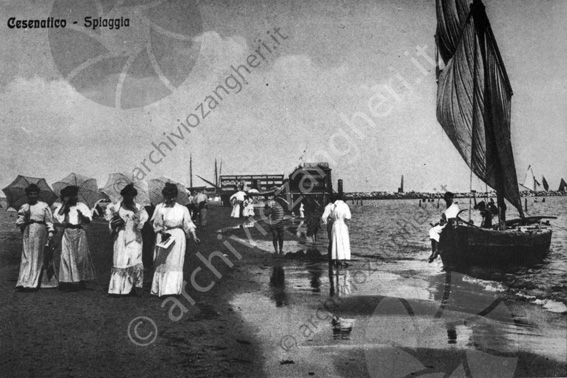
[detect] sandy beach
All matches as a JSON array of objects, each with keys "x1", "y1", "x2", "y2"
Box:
[{"x1": 0, "y1": 205, "x2": 565, "y2": 377}]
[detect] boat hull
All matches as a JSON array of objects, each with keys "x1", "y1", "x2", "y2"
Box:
[{"x1": 439, "y1": 225, "x2": 552, "y2": 267}]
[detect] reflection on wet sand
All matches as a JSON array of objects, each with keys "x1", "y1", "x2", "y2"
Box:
[
  {"x1": 308, "y1": 265, "x2": 322, "y2": 293},
  {"x1": 269, "y1": 265, "x2": 287, "y2": 307},
  {"x1": 223, "y1": 208, "x2": 565, "y2": 377}
]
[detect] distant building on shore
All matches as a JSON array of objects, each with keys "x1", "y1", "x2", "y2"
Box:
[{"x1": 219, "y1": 174, "x2": 284, "y2": 206}]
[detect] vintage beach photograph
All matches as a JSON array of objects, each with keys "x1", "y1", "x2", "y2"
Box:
[{"x1": 0, "y1": 0, "x2": 566, "y2": 377}]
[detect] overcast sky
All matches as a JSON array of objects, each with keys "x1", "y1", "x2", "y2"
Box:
[{"x1": 1, "y1": 0, "x2": 565, "y2": 193}]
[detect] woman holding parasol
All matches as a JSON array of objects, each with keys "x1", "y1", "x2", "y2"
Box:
[
  {"x1": 15, "y1": 184, "x2": 58, "y2": 290},
  {"x1": 53, "y1": 185, "x2": 96, "y2": 291},
  {"x1": 151, "y1": 183, "x2": 200, "y2": 297},
  {"x1": 105, "y1": 184, "x2": 148, "y2": 295}
]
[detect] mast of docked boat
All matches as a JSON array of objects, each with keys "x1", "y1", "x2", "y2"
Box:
[
  {"x1": 468, "y1": 5, "x2": 479, "y2": 223},
  {"x1": 189, "y1": 153, "x2": 193, "y2": 188},
  {"x1": 473, "y1": 0, "x2": 508, "y2": 229}
]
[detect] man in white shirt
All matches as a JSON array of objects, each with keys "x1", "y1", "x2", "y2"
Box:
[
  {"x1": 229, "y1": 187, "x2": 246, "y2": 218},
  {"x1": 428, "y1": 192, "x2": 460, "y2": 263},
  {"x1": 192, "y1": 189, "x2": 209, "y2": 226}
]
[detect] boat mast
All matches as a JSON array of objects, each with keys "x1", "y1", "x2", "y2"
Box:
[
  {"x1": 189, "y1": 153, "x2": 193, "y2": 188},
  {"x1": 472, "y1": 0, "x2": 507, "y2": 228},
  {"x1": 468, "y1": 20, "x2": 479, "y2": 223},
  {"x1": 214, "y1": 159, "x2": 218, "y2": 194}
]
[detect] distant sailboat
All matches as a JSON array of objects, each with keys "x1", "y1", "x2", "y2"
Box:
[
  {"x1": 559, "y1": 178, "x2": 567, "y2": 192},
  {"x1": 521, "y1": 165, "x2": 540, "y2": 192},
  {"x1": 434, "y1": 0, "x2": 554, "y2": 267},
  {"x1": 542, "y1": 175, "x2": 549, "y2": 191}
]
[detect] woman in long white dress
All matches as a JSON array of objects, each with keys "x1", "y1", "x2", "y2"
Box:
[
  {"x1": 105, "y1": 184, "x2": 148, "y2": 295},
  {"x1": 330, "y1": 194, "x2": 351, "y2": 265},
  {"x1": 15, "y1": 184, "x2": 58, "y2": 290},
  {"x1": 53, "y1": 185, "x2": 96, "y2": 291},
  {"x1": 230, "y1": 189, "x2": 246, "y2": 218},
  {"x1": 151, "y1": 183, "x2": 200, "y2": 297}
]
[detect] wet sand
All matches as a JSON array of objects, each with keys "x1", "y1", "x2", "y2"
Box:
[{"x1": 0, "y1": 206, "x2": 565, "y2": 377}]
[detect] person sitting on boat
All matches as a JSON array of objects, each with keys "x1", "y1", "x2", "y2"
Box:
[
  {"x1": 472, "y1": 192, "x2": 493, "y2": 229},
  {"x1": 473, "y1": 201, "x2": 493, "y2": 229},
  {"x1": 428, "y1": 191, "x2": 459, "y2": 263},
  {"x1": 488, "y1": 198, "x2": 498, "y2": 216}
]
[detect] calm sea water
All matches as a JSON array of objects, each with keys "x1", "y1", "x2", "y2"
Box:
[{"x1": 346, "y1": 196, "x2": 567, "y2": 304}]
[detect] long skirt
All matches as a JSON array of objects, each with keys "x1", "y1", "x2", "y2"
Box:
[
  {"x1": 230, "y1": 203, "x2": 241, "y2": 218},
  {"x1": 59, "y1": 228, "x2": 96, "y2": 283},
  {"x1": 109, "y1": 229, "x2": 144, "y2": 294},
  {"x1": 242, "y1": 206, "x2": 255, "y2": 218},
  {"x1": 331, "y1": 220, "x2": 351, "y2": 260},
  {"x1": 151, "y1": 228, "x2": 186, "y2": 296},
  {"x1": 16, "y1": 223, "x2": 58, "y2": 289}
]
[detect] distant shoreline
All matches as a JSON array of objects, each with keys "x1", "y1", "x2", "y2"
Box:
[{"x1": 344, "y1": 191, "x2": 567, "y2": 200}]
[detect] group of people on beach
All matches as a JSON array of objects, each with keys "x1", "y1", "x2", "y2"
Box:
[
  {"x1": 16, "y1": 184, "x2": 95, "y2": 292},
  {"x1": 15, "y1": 175, "x2": 356, "y2": 300},
  {"x1": 15, "y1": 182, "x2": 200, "y2": 297},
  {"x1": 228, "y1": 186, "x2": 255, "y2": 219},
  {"x1": 228, "y1": 183, "x2": 353, "y2": 265},
  {"x1": 17, "y1": 176, "x2": 505, "y2": 300}
]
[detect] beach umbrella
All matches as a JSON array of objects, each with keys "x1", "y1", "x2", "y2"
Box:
[
  {"x1": 102, "y1": 173, "x2": 150, "y2": 206},
  {"x1": 2, "y1": 175, "x2": 58, "y2": 209},
  {"x1": 148, "y1": 176, "x2": 190, "y2": 206},
  {"x1": 52, "y1": 172, "x2": 104, "y2": 209}
]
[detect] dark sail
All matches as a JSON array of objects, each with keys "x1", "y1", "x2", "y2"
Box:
[
  {"x1": 541, "y1": 176, "x2": 548, "y2": 191},
  {"x1": 559, "y1": 178, "x2": 567, "y2": 192},
  {"x1": 435, "y1": 0, "x2": 524, "y2": 217}
]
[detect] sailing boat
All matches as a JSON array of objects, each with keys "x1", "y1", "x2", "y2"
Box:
[
  {"x1": 558, "y1": 178, "x2": 567, "y2": 192},
  {"x1": 435, "y1": 0, "x2": 553, "y2": 266},
  {"x1": 542, "y1": 175, "x2": 549, "y2": 192},
  {"x1": 520, "y1": 165, "x2": 541, "y2": 192}
]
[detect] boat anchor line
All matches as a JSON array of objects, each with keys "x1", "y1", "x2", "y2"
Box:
[{"x1": 364, "y1": 270, "x2": 519, "y2": 378}]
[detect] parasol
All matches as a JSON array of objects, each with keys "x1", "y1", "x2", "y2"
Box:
[
  {"x1": 52, "y1": 172, "x2": 104, "y2": 209},
  {"x1": 2, "y1": 175, "x2": 58, "y2": 209},
  {"x1": 148, "y1": 176, "x2": 190, "y2": 206},
  {"x1": 102, "y1": 173, "x2": 151, "y2": 206}
]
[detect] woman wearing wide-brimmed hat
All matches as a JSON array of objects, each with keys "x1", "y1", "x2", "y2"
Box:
[
  {"x1": 15, "y1": 184, "x2": 58, "y2": 290},
  {"x1": 53, "y1": 185, "x2": 96, "y2": 291},
  {"x1": 151, "y1": 183, "x2": 199, "y2": 297},
  {"x1": 105, "y1": 184, "x2": 148, "y2": 295}
]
